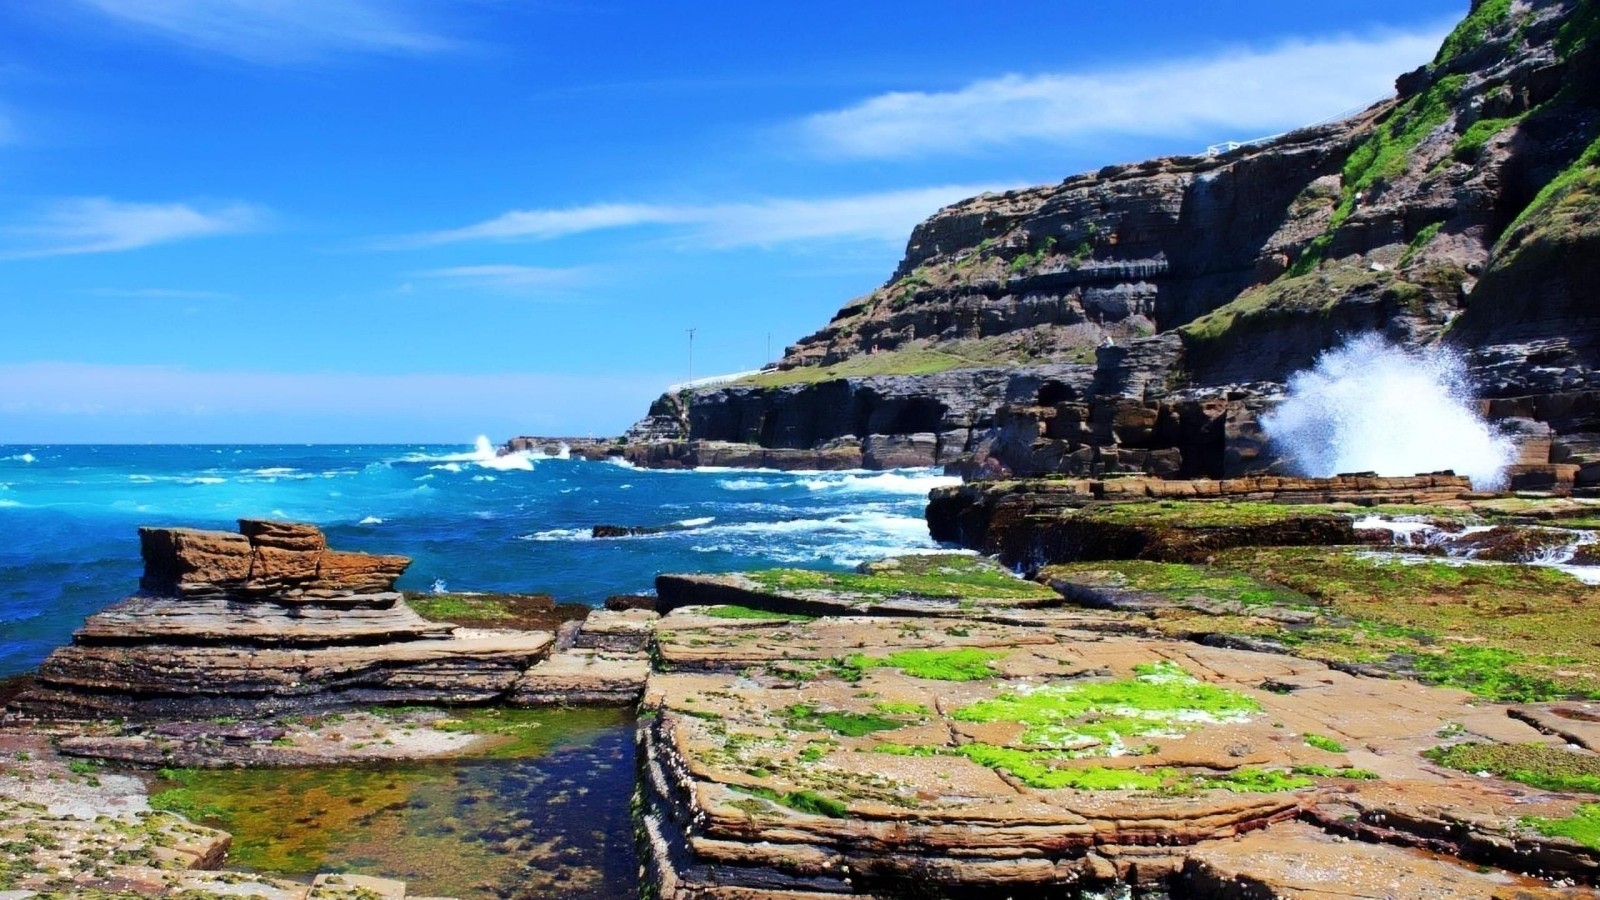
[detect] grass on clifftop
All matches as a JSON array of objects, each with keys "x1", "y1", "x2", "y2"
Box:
[
  {"x1": 734, "y1": 345, "x2": 995, "y2": 388},
  {"x1": 745, "y1": 554, "x2": 1058, "y2": 602}
]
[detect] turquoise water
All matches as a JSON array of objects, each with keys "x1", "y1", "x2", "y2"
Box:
[{"x1": 0, "y1": 441, "x2": 957, "y2": 677}]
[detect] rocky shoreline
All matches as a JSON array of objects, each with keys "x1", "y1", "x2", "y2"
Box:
[{"x1": 5, "y1": 473, "x2": 1600, "y2": 898}]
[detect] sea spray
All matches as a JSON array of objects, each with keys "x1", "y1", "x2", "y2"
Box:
[{"x1": 1261, "y1": 334, "x2": 1515, "y2": 489}]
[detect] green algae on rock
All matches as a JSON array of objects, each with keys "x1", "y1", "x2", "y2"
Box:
[
  {"x1": 747, "y1": 553, "x2": 1055, "y2": 601},
  {"x1": 951, "y1": 661, "x2": 1260, "y2": 751},
  {"x1": 655, "y1": 552, "x2": 1062, "y2": 619},
  {"x1": 1426, "y1": 742, "x2": 1600, "y2": 795},
  {"x1": 847, "y1": 647, "x2": 1008, "y2": 681},
  {"x1": 1193, "y1": 547, "x2": 1600, "y2": 701}
]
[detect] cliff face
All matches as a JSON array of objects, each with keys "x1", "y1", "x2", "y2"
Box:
[{"x1": 624, "y1": 0, "x2": 1600, "y2": 478}]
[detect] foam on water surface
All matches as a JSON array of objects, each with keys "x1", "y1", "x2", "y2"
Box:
[{"x1": 0, "y1": 442, "x2": 954, "y2": 676}]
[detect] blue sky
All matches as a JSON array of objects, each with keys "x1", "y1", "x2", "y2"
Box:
[{"x1": 0, "y1": 0, "x2": 1464, "y2": 443}]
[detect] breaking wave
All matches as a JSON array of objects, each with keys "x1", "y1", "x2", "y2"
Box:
[{"x1": 1263, "y1": 334, "x2": 1516, "y2": 490}]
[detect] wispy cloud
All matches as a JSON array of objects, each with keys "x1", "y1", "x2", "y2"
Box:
[
  {"x1": 802, "y1": 26, "x2": 1450, "y2": 158},
  {"x1": 399, "y1": 185, "x2": 1011, "y2": 250},
  {"x1": 4, "y1": 197, "x2": 262, "y2": 258},
  {"x1": 412, "y1": 264, "x2": 590, "y2": 295},
  {"x1": 88, "y1": 287, "x2": 236, "y2": 300},
  {"x1": 74, "y1": 0, "x2": 458, "y2": 65}
]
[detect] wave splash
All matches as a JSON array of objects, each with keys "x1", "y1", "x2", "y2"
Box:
[
  {"x1": 401, "y1": 435, "x2": 536, "y2": 472},
  {"x1": 1262, "y1": 334, "x2": 1515, "y2": 490}
]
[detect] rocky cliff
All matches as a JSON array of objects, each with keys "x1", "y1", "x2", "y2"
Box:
[{"x1": 613, "y1": 0, "x2": 1600, "y2": 478}]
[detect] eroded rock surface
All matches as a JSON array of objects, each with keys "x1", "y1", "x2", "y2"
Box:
[
  {"x1": 638, "y1": 610, "x2": 1600, "y2": 897},
  {"x1": 11, "y1": 521, "x2": 554, "y2": 719}
]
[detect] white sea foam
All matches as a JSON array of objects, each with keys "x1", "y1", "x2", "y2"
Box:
[
  {"x1": 718, "y1": 478, "x2": 779, "y2": 491},
  {"x1": 473, "y1": 475, "x2": 497, "y2": 482},
  {"x1": 400, "y1": 435, "x2": 537, "y2": 471},
  {"x1": 799, "y1": 470, "x2": 962, "y2": 495},
  {"x1": 676, "y1": 516, "x2": 715, "y2": 527},
  {"x1": 359, "y1": 516, "x2": 384, "y2": 525},
  {"x1": 1355, "y1": 515, "x2": 1600, "y2": 584},
  {"x1": 182, "y1": 476, "x2": 227, "y2": 485},
  {"x1": 519, "y1": 528, "x2": 592, "y2": 542},
  {"x1": 684, "y1": 510, "x2": 939, "y2": 566},
  {"x1": 1262, "y1": 334, "x2": 1516, "y2": 489},
  {"x1": 5, "y1": 453, "x2": 36, "y2": 464}
]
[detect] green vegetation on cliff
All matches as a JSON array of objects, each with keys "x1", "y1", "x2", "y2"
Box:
[{"x1": 1496, "y1": 133, "x2": 1600, "y2": 254}]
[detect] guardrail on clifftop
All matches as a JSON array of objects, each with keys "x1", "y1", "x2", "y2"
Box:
[{"x1": 665, "y1": 370, "x2": 764, "y2": 393}]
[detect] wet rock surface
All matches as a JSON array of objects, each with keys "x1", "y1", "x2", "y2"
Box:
[{"x1": 924, "y1": 475, "x2": 1466, "y2": 568}]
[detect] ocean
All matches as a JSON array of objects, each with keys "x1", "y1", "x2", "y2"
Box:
[{"x1": 0, "y1": 440, "x2": 959, "y2": 678}]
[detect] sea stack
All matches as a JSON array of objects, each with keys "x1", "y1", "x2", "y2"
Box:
[{"x1": 11, "y1": 520, "x2": 554, "y2": 719}]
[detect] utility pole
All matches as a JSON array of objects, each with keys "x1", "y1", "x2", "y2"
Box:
[
  {"x1": 766, "y1": 332, "x2": 772, "y2": 364},
  {"x1": 686, "y1": 327, "x2": 697, "y2": 383}
]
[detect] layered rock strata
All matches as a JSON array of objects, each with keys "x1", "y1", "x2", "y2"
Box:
[
  {"x1": 636, "y1": 607, "x2": 1600, "y2": 898},
  {"x1": 12, "y1": 521, "x2": 554, "y2": 719},
  {"x1": 926, "y1": 473, "x2": 1473, "y2": 568},
  {"x1": 602, "y1": 0, "x2": 1600, "y2": 479},
  {"x1": 510, "y1": 608, "x2": 656, "y2": 706}
]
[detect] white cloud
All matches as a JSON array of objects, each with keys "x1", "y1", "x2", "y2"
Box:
[
  {"x1": 403, "y1": 185, "x2": 1011, "y2": 249},
  {"x1": 75, "y1": 0, "x2": 456, "y2": 64},
  {"x1": 413, "y1": 264, "x2": 590, "y2": 294},
  {"x1": 803, "y1": 26, "x2": 1450, "y2": 158},
  {"x1": 421, "y1": 205, "x2": 694, "y2": 244},
  {"x1": 5, "y1": 197, "x2": 261, "y2": 258},
  {"x1": 88, "y1": 287, "x2": 235, "y2": 300}
]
